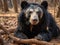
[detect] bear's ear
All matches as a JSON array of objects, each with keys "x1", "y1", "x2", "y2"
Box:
[
  {"x1": 41, "y1": 1, "x2": 48, "y2": 10},
  {"x1": 21, "y1": 1, "x2": 29, "y2": 9}
]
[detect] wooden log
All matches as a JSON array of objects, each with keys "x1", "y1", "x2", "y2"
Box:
[{"x1": 8, "y1": 34, "x2": 54, "y2": 45}]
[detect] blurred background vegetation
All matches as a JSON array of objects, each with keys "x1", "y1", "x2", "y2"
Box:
[{"x1": 0, "y1": 0, "x2": 60, "y2": 17}]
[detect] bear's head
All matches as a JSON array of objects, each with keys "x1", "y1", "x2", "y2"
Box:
[{"x1": 19, "y1": 1, "x2": 48, "y2": 26}]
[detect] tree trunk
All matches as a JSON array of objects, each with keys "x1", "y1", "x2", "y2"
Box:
[
  {"x1": 3, "y1": 0, "x2": 9, "y2": 12},
  {"x1": 57, "y1": 0, "x2": 60, "y2": 17},
  {"x1": 13, "y1": 0, "x2": 18, "y2": 13},
  {"x1": 0, "y1": 0, "x2": 3, "y2": 11},
  {"x1": 57, "y1": 5, "x2": 60, "y2": 17},
  {"x1": 8, "y1": 0, "x2": 13, "y2": 8}
]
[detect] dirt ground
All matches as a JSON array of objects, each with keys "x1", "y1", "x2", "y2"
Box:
[{"x1": 0, "y1": 7, "x2": 60, "y2": 45}]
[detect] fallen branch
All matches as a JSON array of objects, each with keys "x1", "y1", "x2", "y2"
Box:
[{"x1": 9, "y1": 34, "x2": 54, "y2": 45}]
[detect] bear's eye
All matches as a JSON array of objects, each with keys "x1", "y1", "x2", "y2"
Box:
[
  {"x1": 29, "y1": 11, "x2": 33, "y2": 14},
  {"x1": 36, "y1": 11, "x2": 41, "y2": 14}
]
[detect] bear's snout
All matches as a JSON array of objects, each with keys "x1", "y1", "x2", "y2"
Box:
[
  {"x1": 32, "y1": 19, "x2": 37, "y2": 21},
  {"x1": 29, "y1": 12, "x2": 39, "y2": 25}
]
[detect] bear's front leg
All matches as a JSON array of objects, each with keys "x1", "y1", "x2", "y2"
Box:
[{"x1": 34, "y1": 31, "x2": 52, "y2": 42}]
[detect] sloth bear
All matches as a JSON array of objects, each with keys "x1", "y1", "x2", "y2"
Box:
[{"x1": 14, "y1": 1, "x2": 60, "y2": 43}]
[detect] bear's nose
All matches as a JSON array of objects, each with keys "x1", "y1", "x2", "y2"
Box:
[{"x1": 33, "y1": 19, "x2": 37, "y2": 21}]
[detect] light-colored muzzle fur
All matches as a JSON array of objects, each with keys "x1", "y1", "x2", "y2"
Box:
[{"x1": 29, "y1": 12, "x2": 39, "y2": 25}]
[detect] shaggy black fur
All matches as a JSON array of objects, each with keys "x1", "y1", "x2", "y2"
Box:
[{"x1": 14, "y1": 1, "x2": 60, "y2": 45}]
